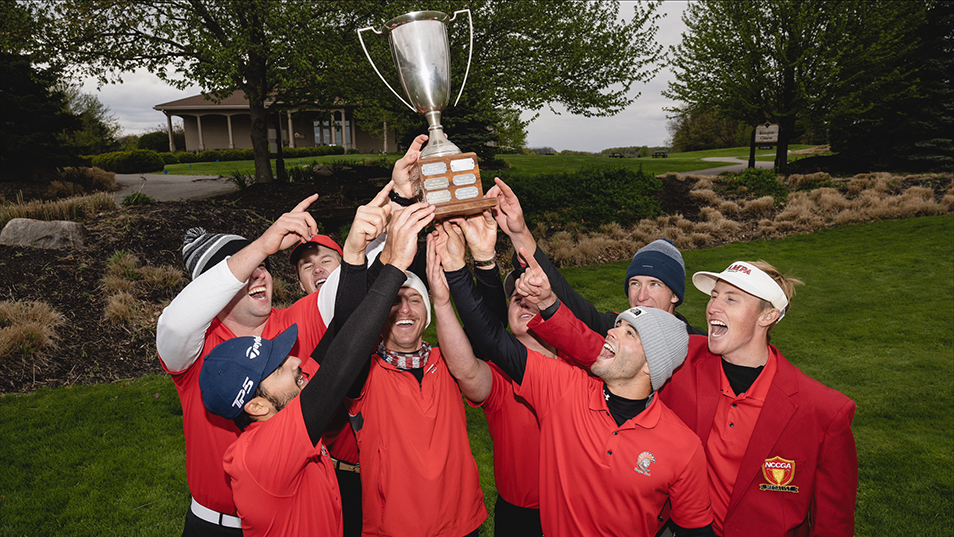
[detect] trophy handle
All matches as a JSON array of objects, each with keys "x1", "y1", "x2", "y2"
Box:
[
  {"x1": 357, "y1": 25, "x2": 416, "y2": 112},
  {"x1": 448, "y1": 9, "x2": 473, "y2": 107}
]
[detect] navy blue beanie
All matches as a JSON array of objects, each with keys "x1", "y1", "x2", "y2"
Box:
[{"x1": 624, "y1": 239, "x2": 686, "y2": 307}]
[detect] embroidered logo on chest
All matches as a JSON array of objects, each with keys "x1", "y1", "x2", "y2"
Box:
[
  {"x1": 634, "y1": 451, "x2": 656, "y2": 476},
  {"x1": 759, "y1": 456, "x2": 799, "y2": 493}
]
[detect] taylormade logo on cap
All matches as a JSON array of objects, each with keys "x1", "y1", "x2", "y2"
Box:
[{"x1": 246, "y1": 337, "x2": 263, "y2": 359}]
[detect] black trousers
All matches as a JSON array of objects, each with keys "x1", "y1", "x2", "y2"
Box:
[
  {"x1": 181, "y1": 508, "x2": 243, "y2": 537},
  {"x1": 493, "y1": 493, "x2": 543, "y2": 537},
  {"x1": 337, "y1": 467, "x2": 363, "y2": 537}
]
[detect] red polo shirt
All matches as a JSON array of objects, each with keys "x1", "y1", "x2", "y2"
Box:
[
  {"x1": 346, "y1": 347, "x2": 487, "y2": 536},
  {"x1": 224, "y1": 396, "x2": 342, "y2": 536},
  {"x1": 516, "y1": 350, "x2": 712, "y2": 536},
  {"x1": 708, "y1": 348, "x2": 778, "y2": 536},
  {"x1": 162, "y1": 294, "x2": 327, "y2": 516},
  {"x1": 470, "y1": 362, "x2": 542, "y2": 509}
]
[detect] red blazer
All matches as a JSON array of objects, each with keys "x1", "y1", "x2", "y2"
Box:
[{"x1": 659, "y1": 336, "x2": 857, "y2": 537}]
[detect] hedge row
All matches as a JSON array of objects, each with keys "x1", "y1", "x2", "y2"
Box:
[
  {"x1": 89, "y1": 145, "x2": 348, "y2": 173},
  {"x1": 497, "y1": 166, "x2": 664, "y2": 228}
]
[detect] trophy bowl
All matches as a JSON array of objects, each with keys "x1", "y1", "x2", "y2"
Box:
[{"x1": 359, "y1": 9, "x2": 497, "y2": 218}]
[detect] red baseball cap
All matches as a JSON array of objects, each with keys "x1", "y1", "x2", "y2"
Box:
[{"x1": 289, "y1": 234, "x2": 343, "y2": 267}]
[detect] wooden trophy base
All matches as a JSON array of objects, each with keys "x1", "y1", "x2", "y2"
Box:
[{"x1": 415, "y1": 152, "x2": 498, "y2": 218}]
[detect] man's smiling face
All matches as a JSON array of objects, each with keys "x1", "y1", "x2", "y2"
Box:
[
  {"x1": 295, "y1": 244, "x2": 341, "y2": 295},
  {"x1": 507, "y1": 292, "x2": 540, "y2": 338},
  {"x1": 381, "y1": 287, "x2": 428, "y2": 353}
]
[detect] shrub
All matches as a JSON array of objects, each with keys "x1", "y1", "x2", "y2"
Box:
[
  {"x1": 508, "y1": 166, "x2": 663, "y2": 228},
  {"x1": 139, "y1": 265, "x2": 183, "y2": 291},
  {"x1": 91, "y1": 150, "x2": 165, "y2": 173},
  {"x1": 0, "y1": 300, "x2": 65, "y2": 366},
  {"x1": 197, "y1": 149, "x2": 226, "y2": 162},
  {"x1": 45, "y1": 180, "x2": 86, "y2": 198},
  {"x1": 107, "y1": 251, "x2": 142, "y2": 281},
  {"x1": 0, "y1": 193, "x2": 116, "y2": 229},
  {"x1": 58, "y1": 166, "x2": 117, "y2": 193},
  {"x1": 716, "y1": 168, "x2": 789, "y2": 203},
  {"x1": 122, "y1": 192, "x2": 156, "y2": 206},
  {"x1": 225, "y1": 170, "x2": 254, "y2": 190},
  {"x1": 138, "y1": 131, "x2": 172, "y2": 152},
  {"x1": 173, "y1": 151, "x2": 198, "y2": 163},
  {"x1": 157, "y1": 152, "x2": 180, "y2": 165}
]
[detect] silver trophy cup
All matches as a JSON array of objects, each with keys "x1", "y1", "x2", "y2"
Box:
[{"x1": 358, "y1": 10, "x2": 473, "y2": 159}]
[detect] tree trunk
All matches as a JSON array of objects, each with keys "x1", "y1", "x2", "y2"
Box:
[
  {"x1": 248, "y1": 99, "x2": 274, "y2": 183},
  {"x1": 749, "y1": 126, "x2": 757, "y2": 168},
  {"x1": 775, "y1": 116, "x2": 795, "y2": 174}
]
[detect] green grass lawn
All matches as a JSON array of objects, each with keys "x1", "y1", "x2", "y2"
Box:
[
  {"x1": 2, "y1": 214, "x2": 950, "y2": 536},
  {"x1": 159, "y1": 145, "x2": 819, "y2": 177}
]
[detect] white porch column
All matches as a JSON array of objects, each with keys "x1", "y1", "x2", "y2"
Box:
[
  {"x1": 349, "y1": 110, "x2": 356, "y2": 150},
  {"x1": 226, "y1": 115, "x2": 234, "y2": 149},
  {"x1": 197, "y1": 115, "x2": 205, "y2": 151},
  {"x1": 287, "y1": 111, "x2": 295, "y2": 149},
  {"x1": 165, "y1": 113, "x2": 175, "y2": 152},
  {"x1": 330, "y1": 112, "x2": 337, "y2": 145}
]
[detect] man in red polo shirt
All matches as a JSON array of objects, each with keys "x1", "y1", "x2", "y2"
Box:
[
  {"x1": 288, "y1": 233, "x2": 365, "y2": 537},
  {"x1": 659, "y1": 261, "x2": 858, "y2": 537},
  {"x1": 425, "y1": 218, "x2": 559, "y2": 537},
  {"x1": 195, "y1": 188, "x2": 427, "y2": 536},
  {"x1": 157, "y1": 135, "x2": 428, "y2": 536},
  {"x1": 438, "y1": 240, "x2": 713, "y2": 537},
  {"x1": 337, "y1": 212, "x2": 486, "y2": 536}
]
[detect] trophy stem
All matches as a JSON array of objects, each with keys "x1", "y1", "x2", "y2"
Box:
[{"x1": 421, "y1": 111, "x2": 461, "y2": 159}]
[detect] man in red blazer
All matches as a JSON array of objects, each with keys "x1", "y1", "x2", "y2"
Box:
[{"x1": 659, "y1": 260, "x2": 857, "y2": 537}]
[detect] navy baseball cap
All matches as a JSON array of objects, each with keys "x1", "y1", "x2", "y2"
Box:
[{"x1": 199, "y1": 324, "x2": 299, "y2": 419}]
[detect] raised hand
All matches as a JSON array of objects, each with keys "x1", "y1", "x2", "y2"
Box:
[
  {"x1": 449, "y1": 210, "x2": 497, "y2": 264},
  {"x1": 391, "y1": 134, "x2": 428, "y2": 199},
  {"x1": 425, "y1": 231, "x2": 451, "y2": 307},
  {"x1": 437, "y1": 220, "x2": 467, "y2": 271},
  {"x1": 382, "y1": 202, "x2": 436, "y2": 271},
  {"x1": 513, "y1": 247, "x2": 557, "y2": 310},
  {"x1": 487, "y1": 178, "x2": 536, "y2": 255},
  {"x1": 259, "y1": 194, "x2": 320, "y2": 255},
  {"x1": 344, "y1": 182, "x2": 394, "y2": 265}
]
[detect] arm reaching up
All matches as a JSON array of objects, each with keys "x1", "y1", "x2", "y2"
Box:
[{"x1": 427, "y1": 227, "x2": 492, "y2": 403}]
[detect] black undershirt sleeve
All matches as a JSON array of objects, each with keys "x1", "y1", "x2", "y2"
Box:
[
  {"x1": 310, "y1": 262, "x2": 368, "y2": 366},
  {"x1": 299, "y1": 264, "x2": 405, "y2": 446},
  {"x1": 473, "y1": 264, "x2": 508, "y2": 328},
  {"x1": 445, "y1": 266, "x2": 529, "y2": 384},
  {"x1": 512, "y1": 247, "x2": 616, "y2": 336}
]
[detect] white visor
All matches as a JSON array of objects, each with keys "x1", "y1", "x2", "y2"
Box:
[{"x1": 693, "y1": 261, "x2": 789, "y2": 319}]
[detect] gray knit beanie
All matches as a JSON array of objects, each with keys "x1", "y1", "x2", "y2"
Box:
[
  {"x1": 182, "y1": 227, "x2": 252, "y2": 280},
  {"x1": 615, "y1": 306, "x2": 689, "y2": 391},
  {"x1": 624, "y1": 239, "x2": 687, "y2": 306}
]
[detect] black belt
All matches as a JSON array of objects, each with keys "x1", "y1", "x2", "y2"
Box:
[{"x1": 331, "y1": 457, "x2": 360, "y2": 474}]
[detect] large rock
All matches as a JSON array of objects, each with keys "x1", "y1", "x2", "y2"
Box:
[{"x1": 0, "y1": 218, "x2": 87, "y2": 249}]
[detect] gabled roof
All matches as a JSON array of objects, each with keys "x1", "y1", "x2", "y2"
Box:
[{"x1": 154, "y1": 91, "x2": 270, "y2": 111}]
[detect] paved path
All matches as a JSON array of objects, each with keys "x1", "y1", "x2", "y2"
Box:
[
  {"x1": 112, "y1": 173, "x2": 237, "y2": 203},
  {"x1": 678, "y1": 156, "x2": 775, "y2": 177}
]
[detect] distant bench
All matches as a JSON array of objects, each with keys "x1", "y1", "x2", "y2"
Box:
[
  {"x1": 652, "y1": 151, "x2": 668, "y2": 158},
  {"x1": 609, "y1": 152, "x2": 625, "y2": 158}
]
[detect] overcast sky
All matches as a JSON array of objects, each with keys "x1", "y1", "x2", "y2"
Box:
[{"x1": 80, "y1": 1, "x2": 688, "y2": 153}]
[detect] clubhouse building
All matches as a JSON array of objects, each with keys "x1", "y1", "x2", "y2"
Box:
[{"x1": 154, "y1": 91, "x2": 396, "y2": 154}]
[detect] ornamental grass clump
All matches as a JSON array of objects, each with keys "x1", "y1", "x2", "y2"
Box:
[{"x1": 0, "y1": 300, "x2": 65, "y2": 367}]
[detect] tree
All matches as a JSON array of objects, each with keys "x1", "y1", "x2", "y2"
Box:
[
  {"x1": 57, "y1": 83, "x2": 122, "y2": 155},
  {"x1": 666, "y1": 111, "x2": 748, "y2": 153},
  {"x1": 664, "y1": 0, "x2": 853, "y2": 172},
  {"x1": 828, "y1": 1, "x2": 951, "y2": 171},
  {"x1": 33, "y1": 0, "x2": 664, "y2": 182}
]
